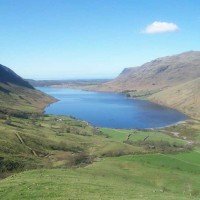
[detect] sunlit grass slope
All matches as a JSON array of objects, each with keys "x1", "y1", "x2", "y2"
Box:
[
  {"x1": 1, "y1": 114, "x2": 199, "y2": 199},
  {"x1": 149, "y1": 78, "x2": 200, "y2": 119},
  {"x1": 0, "y1": 115, "x2": 144, "y2": 177},
  {"x1": 0, "y1": 153, "x2": 200, "y2": 200},
  {"x1": 0, "y1": 114, "x2": 191, "y2": 176},
  {"x1": 0, "y1": 83, "x2": 55, "y2": 113}
]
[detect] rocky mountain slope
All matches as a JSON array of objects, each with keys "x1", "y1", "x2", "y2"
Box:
[
  {"x1": 99, "y1": 51, "x2": 200, "y2": 92},
  {"x1": 0, "y1": 64, "x2": 55, "y2": 114},
  {"x1": 149, "y1": 78, "x2": 200, "y2": 119},
  {"x1": 97, "y1": 51, "x2": 200, "y2": 119}
]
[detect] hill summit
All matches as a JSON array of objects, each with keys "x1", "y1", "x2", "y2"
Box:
[
  {"x1": 95, "y1": 51, "x2": 200, "y2": 119},
  {"x1": 100, "y1": 51, "x2": 200, "y2": 92},
  {"x1": 0, "y1": 64, "x2": 55, "y2": 114},
  {"x1": 0, "y1": 64, "x2": 33, "y2": 89}
]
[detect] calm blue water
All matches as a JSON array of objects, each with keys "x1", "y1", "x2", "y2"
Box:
[{"x1": 38, "y1": 87, "x2": 187, "y2": 129}]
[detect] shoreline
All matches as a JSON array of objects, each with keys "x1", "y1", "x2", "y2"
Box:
[
  {"x1": 145, "y1": 120, "x2": 187, "y2": 130},
  {"x1": 39, "y1": 86, "x2": 189, "y2": 131}
]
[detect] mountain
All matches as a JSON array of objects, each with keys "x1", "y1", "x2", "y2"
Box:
[
  {"x1": 149, "y1": 78, "x2": 200, "y2": 119},
  {"x1": 26, "y1": 79, "x2": 111, "y2": 88},
  {"x1": 0, "y1": 64, "x2": 55, "y2": 114},
  {"x1": 99, "y1": 51, "x2": 200, "y2": 92},
  {"x1": 0, "y1": 64, "x2": 34, "y2": 89},
  {"x1": 96, "y1": 51, "x2": 200, "y2": 119}
]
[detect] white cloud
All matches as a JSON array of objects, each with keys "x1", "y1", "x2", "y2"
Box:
[{"x1": 143, "y1": 21, "x2": 179, "y2": 34}]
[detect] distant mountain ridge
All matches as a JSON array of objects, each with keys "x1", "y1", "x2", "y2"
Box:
[
  {"x1": 95, "y1": 51, "x2": 200, "y2": 119},
  {"x1": 26, "y1": 79, "x2": 112, "y2": 89},
  {"x1": 0, "y1": 64, "x2": 33, "y2": 89},
  {"x1": 100, "y1": 51, "x2": 200, "y2": 92}
]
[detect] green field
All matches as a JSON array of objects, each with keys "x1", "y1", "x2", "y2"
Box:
[
  {"x1": 101, "y1": 128, "x2": 186, "y2": 144},
  {"x1": 0, "y1": 81, "x2": 199, "y2": 200},
  {"x1": 0, "y1": 112, "x2": 200, "y2": 199},
  {"x1": 0, "y1": 152, "x2": 200, "y2": 200},
  {"x1": 0, "y1": 115, "x2": 144, "y2": 176},
  {"x1": 1, "y1": 46, "x2": 200, "y2": 199}
]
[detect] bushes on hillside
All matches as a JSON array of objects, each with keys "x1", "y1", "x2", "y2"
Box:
[
  {"x1": 101, "y1": 149, "x2": 128, "y2": 157},
  {"x1": 0, "y1": 157, "x2": 25, "y2": 173},
  {"x1": 67, "y1": 152, "x2": 94, "y2": 167},
  {"x1": 0, "y1": 114, "x2": 6, "y2": 119},
  {"x1": 124, "y1": 140, "x2": 192, "y2": 153},
  {"x1": 50, "y1": 141, "x2": 83, "y2": 153}
]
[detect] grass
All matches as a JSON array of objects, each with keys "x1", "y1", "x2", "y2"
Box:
[
  {"x1": 124, "y1": 89, "x2": 160, "y2": 99},
  {"x1": 149, "y1": 78, "x2": 200, "y2": 119},
  {"x1": 3, "y1": 114, "x2": 187, "y2": 175},
  {"x1": 0, "y1": 113, "x2": 191, "y2": 174},
  {"x1": 130, "y1": 153, "x2": 200, "y2": 174},
  {"x1": 0, "y1": 114, "x2": 199, "y2": 199},
  {"x1": 164, "y1": 119, "x2": 200, "y2": 142},
  {"x1": 0, "y1": 153, "x2": 200, "y2": 200},
  {"x1": 1, "y1": 63, "x2": 200, "y2": 199},
  {"x1": 0, "y1": 114, "x2": 145, "y2": 175},
  {"x1": 0, "y1": 83, "x2": 55, "y2": 113},
  {"x1": 101, "y1": 128, "x2": 187, "y2": 145}
]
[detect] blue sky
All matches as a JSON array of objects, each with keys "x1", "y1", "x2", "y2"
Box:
[{"x1": 0, "y1": 0, "x2": 199, "y2": 79}]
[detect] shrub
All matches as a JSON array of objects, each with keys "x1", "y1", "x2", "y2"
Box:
[
  {"x1": 68, "y1": 152, "x2": 94, "y2": 167},
  {"x1": 0, "y1": 157, "x2": 25, "y2": 172},
  {"x1": 0, "y1": 114, "x2": 6, "y2": 119},
  {"x1": 4, "y1": 119, "x2": 12, "y2": 125},
  {"x1": 50, "y1": 141, "x2": 83, "y2": 153},
  {"x1": 101, "y1": 149, "x2": 127, "y2": 157},
  {"x1": 124, "y1": 140, "x2": 192, "y2": 153}
]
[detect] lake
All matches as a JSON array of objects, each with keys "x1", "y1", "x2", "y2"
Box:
[{"x1": 38, "y1": 87, "x2": 187, "y2": 129}]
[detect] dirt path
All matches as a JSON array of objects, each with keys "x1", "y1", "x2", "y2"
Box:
[{"x1": 159, "y1": 130, "x2": 194, "y2": 145}]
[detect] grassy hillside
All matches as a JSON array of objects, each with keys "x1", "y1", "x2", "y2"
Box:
[
  {"x1": 0, "y1": 62, "x2": 200, "y2": 199},
  {"x1": 0, "y1": 113, "x2": 190, "y2": 177},
  {"x1": 149, "y1": 78, "x2": 200, "y2": 119},
  {"x1": 0, "y1": 64, "x2": 33, "y2": 89},
  {"x1": 0, "y1": 114, "x2": 139, "y2": 178},
  {"x1": 0, "y1": 83, "x2": 55, "y2": 114},
  {"x1": 0, "y1": 117, "x2": 200, "y2": 199},
  {"x1": 0, "y1": 63, "x2": 55, "y2": 114},
  {"x1": 97, "y1": 51, "x2": 200, "y2": 92},
  {"x1": 0, "y1": 153, "x2": 200, "y2": 200}
]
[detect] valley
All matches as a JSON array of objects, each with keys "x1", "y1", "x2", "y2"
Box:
[
  {"x1": 95, "y1": 51, "x2": 200, "y2": 120},
  {"x1": 0, "y1": 52, "x2": 200, "y2": 200},
  {"x1": 1, "y1": 1, "x2": 199, "y2": 199},
  {"x1": 0, "y1": 113, "x2": 200, "y2": 199},
  {"x1": 28, "y1": 51, "x2": 200, "y2": 120}
]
